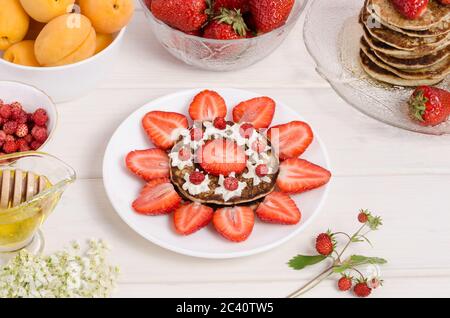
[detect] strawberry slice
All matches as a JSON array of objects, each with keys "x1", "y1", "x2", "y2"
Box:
[
  {"x1": 232, "y1": 97, "x2": 275, "y2": 129},
  {"x1": 267, "y1": 121, "x2": 313, "y2": 160},
  {"x1": 126, "y1": 149, "x2": 169, "y2": 181},
  {"x1": 198, "y1": 138, "x2": 247, "y2": 176},
  {"x1": 132, "y1": 178, "x2": 181, "y2": 215},
  {"x1": 213, "y1": 206, "x2": 255, "y2": 242},
  {"x1": 142, "y1": 111, "x2": 189, "y2": 150},
  {"x1": 277, "y1": 158, "x2": 331, "y2": 194},
  {"x1": 256, "y1": 191, "x2": 301, "y2": 225},
  {"x1": 174, "y1": 202, "x2": 214, "y2": 235},
  {"x1": 189, "y1": 90, "x2": 227, "y2": 121}
]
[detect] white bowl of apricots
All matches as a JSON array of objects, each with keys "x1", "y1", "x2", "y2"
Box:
[{"x1": 0, "y1": 0, "x2": 134, "y2": 102}]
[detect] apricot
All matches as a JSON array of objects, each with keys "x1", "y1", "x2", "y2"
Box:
[
  {"x1": 35, "y1": 13, "x2": 96, "y2": 66},
  {"x1": 95, "y1": 33, "x2": 113, "y2": 54},
  {"x1": 78, "y1": 0, "x2": 134, "y2": 34},
  {"x1": 19, "y1": 0, "x2": 75, "y2": 23},
  {"x1": 3, "y1": 40, "x2": 40, "y2": 67},
  {"x1": 0, "y1": 0, "x2": 30, "y2": 51}
]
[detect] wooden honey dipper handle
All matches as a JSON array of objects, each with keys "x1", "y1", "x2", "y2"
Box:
[{"x1": 0, "y1": 170, "x2": 48, "y2": 209}]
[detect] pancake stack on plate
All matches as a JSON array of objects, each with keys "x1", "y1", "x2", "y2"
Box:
[{"x1": 358, "y1": 0, "x2": 450, "y2": 86}]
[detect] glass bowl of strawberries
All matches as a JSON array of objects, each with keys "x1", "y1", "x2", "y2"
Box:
[
  {"x1": 140, "y1": 0, "x2": 308, "y2": 71},
  {"x1": 0, "y1": 81, "x2": 56, "y2": 155}
]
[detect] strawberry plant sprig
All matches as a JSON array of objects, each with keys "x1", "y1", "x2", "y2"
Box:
[{"x1": 287, "y1": 210, "x2": 387, "y2": 298}]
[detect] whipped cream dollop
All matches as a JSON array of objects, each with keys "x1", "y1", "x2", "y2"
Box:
[
  {"x1": 214, "y1": 173, "x2": 247, "y2": 202},
  {"x1": 182, "y1": 171, "x2": 210, "y2": 196},
  {"x1": 168, "y1": 150, "x2": 193, "y2": 170}
]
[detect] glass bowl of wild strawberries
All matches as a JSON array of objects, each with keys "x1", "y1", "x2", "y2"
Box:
[
  {"x1": 140, "y1": 0, "x2": 308, "y2": 71},
  {"x1": 0, "y1": 81, "x2": 56, "y2": 155}
]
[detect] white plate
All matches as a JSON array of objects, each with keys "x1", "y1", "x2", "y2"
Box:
[{"x1": 103, "y1": 88, "x2": 331, "y2": 259}]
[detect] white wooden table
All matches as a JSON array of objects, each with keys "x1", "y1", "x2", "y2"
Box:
[{"x1": 40, "y1": 4, "x2": 450, "y2": 298}]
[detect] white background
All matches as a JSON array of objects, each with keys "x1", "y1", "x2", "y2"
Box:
[{"x1": 39, "y1": 3, "x2": 450, "y2": 297}]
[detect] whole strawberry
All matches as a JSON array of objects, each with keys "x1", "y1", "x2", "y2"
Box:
[
  {"x1": 408, "y1": 86, "x2": 450, "y2": 126},
  {"x1": 315, "y1": 232, "x2": 334, "y2": 256},
  {"x1": 249, "y1": 0, "x2": 295, "y2": 33},
  {"x1": 213, "y1": 0, "x2": 250, "y2": 13},
  {"x1": 203, "y1": 8, "x2": 249, "y2": 39},
  {"x1": 358, "y1": 210, "x2": 368, "y2": 223},
  {"x1": 151, "y1": 0, "x2": 209, "y2": 33},
  {"x1": 337, "y1": 275, "x2": 353, "y2": 291},
  {"x1": 353, "y1": 281, "x2": 372, "y2": 297},
  {"x1": 391, "y1": 0, "x2": 429, "y2": 20}
]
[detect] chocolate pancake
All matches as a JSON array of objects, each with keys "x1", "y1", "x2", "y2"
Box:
[
  {"x1": 359, "y1": 50, "x2": 447, "y2": 86},
  {"x1": 368, "y1": 0, "x2": 450, "y2": 31}
]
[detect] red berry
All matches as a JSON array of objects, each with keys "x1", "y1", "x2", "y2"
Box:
[
  {"x1": 3, "y1": 141, "x2": 18, "y2": 154},
  {"x1": 3, "y1": 121, "x2": 18, "y2": 135},
  {"x1": 0, "y1": 130, "x2": 6, "y2": 146},
  {"x1": 0, "y1": 104, "x2": 12, "y2": 119},
  {"x1": 239, "y1": 123, "x2": 254, "y2": 138},
  {"x1": 16, "y1": 138, "x2": 30, "y2": 152},
  {"x1": 315, "y1": 233, "x2": 334, "y2": 256},
  {"x1": 354, "y1": 282, "x2": 372, "y2": 297},
  {"x1": 32, "y1": 108, "x2": 48, "y2": 126},
  {"x1": 255, "y1": 164, "x2": 269, "y2": 177},
  {"x1": 358, "y1": 211, "x2": 368, "y2": 223},
  {"x1": 31, "y1": 126, "x2": 48, "y2": 142},
  {"x1": 251, "y1": 139, "x2": 267, "y2": 153},
  {"x1": 338, "y1": 276, "x2": 353, "y2": 291},
  {"x1": 15, "y1": 123, "x2": 28, "y2": 138},
  {"x1": 5, "y1": 135, "x2": 15, "y2": 143},
  {"x1": 213, "y1": 117, "x2": 227, "y2": 130},
  {"x1": 15, "y1": 111, "x2": 28, "y2": 124},
  {"x1": 189, "y1": 171, "x2": 205, "y2": 185},
  {"x1": 178, "y1": 147, "x2": 191, "y2": 161},
  {"x1": 190, "y1": 127, "x2": 203, "y2": 141},
  {"x1": 24, "y1": 134, "x2": 33, "y2": 144},
  {"x1": 224, "y1": 176, "x2": 239, "y2": 191},
  {"x1": 10, "y1": 103, "x2": 22, "y2": 119},
  {"x1": 30, "y1": 140, "x2": 43, "y2": 150}
]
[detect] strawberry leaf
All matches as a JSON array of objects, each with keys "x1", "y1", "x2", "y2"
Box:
[
  {"x1": 288, "y1": 255, "x2": 327, "y2": 270},
  {"x1": 333, "y1": 255, "x2": 387, "y2": 273}
]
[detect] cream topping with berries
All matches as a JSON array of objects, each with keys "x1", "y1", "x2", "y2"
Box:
[
  {"x1": 182, "y1": 171, "x2": 211, "y2": 196},
  {"x1": 168, "y1": 150, "x2": 193, "y2": 170},
  {"x1": 214, "y1": 173, "x2": 247, "y2": 202}
]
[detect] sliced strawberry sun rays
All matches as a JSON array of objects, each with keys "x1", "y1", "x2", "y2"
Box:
[{"x1": 125, "y1": 89, "x2": 331, "y2": 243}]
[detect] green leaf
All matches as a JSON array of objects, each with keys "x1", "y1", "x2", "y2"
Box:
[
  {"x1": 349, "y1": 255, "x2": 387, "y2": 265},
  {"x1": 288, "y1": 255, "x2": 327, "y2": 270}
]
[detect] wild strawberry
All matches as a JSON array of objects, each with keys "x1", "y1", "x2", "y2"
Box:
[
  {"x1": 255, "y1": 164, "x2": 268, "y2": 177},
  {"x1": 31, "y1": 126, "x2": 48, "y2": 142},
  {"x1": 5, "y1": 135, "x2": 15, "y2": 143},
  {"x1": 224, "y1": 176, "x2": 239, "y2": 191},
  {"x1": 3, "y1": 141, "x2": 18, "y2": 154},
  {"x1": 353, "y1": 281, "x2": 372, "y2": 297},
  {"x1": 358, "y1": 210, "x2": 369, "y2": 223},
  {"x1": 14, "y1": 110, "x2": 28, "y2": 124},
  {"x1": 249, "y1": 0, "x2": 295, "y2": 33},
  {"x1": 392, "y1": 0, "x2": 429, "y2": 20},
  {"x1": 203, "y1": 8, "x2": 249, "y2": 40},
  {"x1": 409, "y1": 86, "x2": 450, "y2": 126},
  {"x1": 0, "y1": 104, "x2": 12, "y2": 119},
  {"x1": 32, "y1": 108, "x2": 49, "y2": 126},
  {"x1": 368, "y1": 277, "x2": 382, "y2": 289},
  {"x1": 3, "y1": 121, "x2": 18, "y2": 135},
  {"x1": 190, "y1": 127, "x2": 203, "y2": 141},
  {"x1": 239, "y1": 123, "x2": 254, "y2": 138},
  {"x1": 10, "y1": 103, "x2": 22, "y2": 119},
  {"x1": 16, "y1": 138, "x2": 30, "y2": 152},
  {"x1": 213, "y1": 117, "x2": 227, "y2": 130},
  {"x1": 151, "y1": 0, "x2": 209, "y2": 33},
  {"x1": 24, "y1": 134, "x2": 33, "y2": 144},
  {"x1": 189, "y1": 171, "x2": 206, "y2": 185},
  {"x1": 338, "y1": 275, "x2": 353, "y2": 291},
  {"x1": 315, "y1": 232, "x2": 334, "y2": 256},
  {"x1": 15, "y1": 123, "x2": 28, "y2": 138},
  {"x1": 178, "y1": 147, "x2": 192, "y2": 161},
  {"x1": 30, "y1": 141, "x2": 43, "y2": 150},
  {"x1": 0, "y1": 130, "x2": 6, "y2": 146}
]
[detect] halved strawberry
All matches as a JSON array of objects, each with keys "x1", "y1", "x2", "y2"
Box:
[
  {"x1": 126, "y1": 149, "x2": 169, "y2": 181},
  {"x1": 256, "y1": 191, "x2": 301, "y2": 225},
  {"x1": 267, "y1": 121, "x2": 313, "y2": 160},
  {"x1": 142, "y1": 111, "x2": 189, "y2": 150},
  {"x1": 132, "y1": 178, "x2": 181, "y2": 215},
  {"x1": 198, "y1": 138, "x2": 247, "y2": 176},
  {"x1": 189, "y1": 90, "x2": 227, "y2": 121},
  {"x1": 174, "y1": 202, "x2": 214, "y2": 235},
  {"x1": 213, "y1": 206, "x2": 255, "y2": 242},
  {"x1": 277, "y1": 158, "x2": 331, "y2": 194},
  {"x1": 232, "y1": 97, "x2": 275, "y2": 129}
]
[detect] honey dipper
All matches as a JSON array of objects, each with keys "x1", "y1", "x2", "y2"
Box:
[{"x1": 0, "y1": 170, "x2": 49, "y2": 209}]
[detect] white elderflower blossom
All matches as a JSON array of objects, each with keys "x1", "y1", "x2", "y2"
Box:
[{"x1": 0, "y1": 239, "x2": 119, "y2": 298}]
